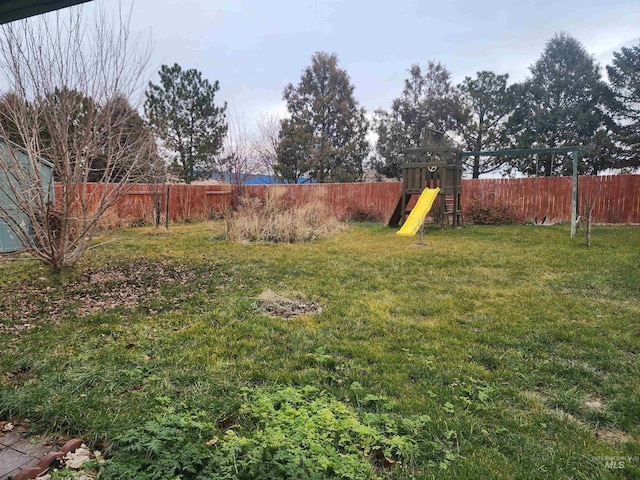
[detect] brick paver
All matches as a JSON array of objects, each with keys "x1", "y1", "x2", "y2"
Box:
[{"x1": 0, "y1": 430, "x2": 52, "y2": 480}]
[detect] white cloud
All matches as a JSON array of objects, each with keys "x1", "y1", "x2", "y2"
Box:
[{"x1": 14, "y1": 0, "x2": 639, "y2": 135}]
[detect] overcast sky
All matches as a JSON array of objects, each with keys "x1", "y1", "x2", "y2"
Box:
[{"x1": 87, "y1": 0, "x2": 639, "y2": 128}]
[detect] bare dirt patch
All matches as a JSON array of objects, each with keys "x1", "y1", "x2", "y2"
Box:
[
  {"x1": 256, "y1": 289, "x2": 322, "y2": 318},
  {"x1": 520, "y1": 391, "x2": 633, "y2": 444},
  {"x1": 595, "y1": 428, "x2": 631, "y2": 443},
  {"x1": 584, "y1": 397, "x2": 604, "y2": 410}
]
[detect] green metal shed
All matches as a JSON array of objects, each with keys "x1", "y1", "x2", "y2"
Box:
[{"x1": 0, "y1": 138, "x2": 54, "y2": 253}]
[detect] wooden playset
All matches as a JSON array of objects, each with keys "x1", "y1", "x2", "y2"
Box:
[{"x1": 387, "y1": 146, "x2": 463, "y2": 228}]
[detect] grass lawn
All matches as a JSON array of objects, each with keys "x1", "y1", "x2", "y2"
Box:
[{"x1": 0, "y1": 222, "x2": 638, "y2": 479}]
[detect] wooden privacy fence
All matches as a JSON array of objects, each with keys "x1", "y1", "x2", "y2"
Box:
[
  {"x1": 242, "y1": 176, "x2": 640, "y2": 224},
  {"x1": 53, "y1": 183, "x2": 233, "y2": 226},
  {"x1": 54, "y1": 174, "x2": 640, "y2": 226},
  {"x1": 464, "y1": 175, "x2": 640, "y2": 224},
  {"x1": 242, "y1": 183, "x2": 402, "y2": 221}
]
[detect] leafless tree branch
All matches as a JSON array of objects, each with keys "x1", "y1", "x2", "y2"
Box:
[
  {"x1": 0, "y1": 2, "x2": 154, "y2": 271},
  {"x1": 254, "y1": 112, "x2": 283, "y2": 182},
  {"x1": 217, "y1": 108, "x2": 259, "y2": 194}
]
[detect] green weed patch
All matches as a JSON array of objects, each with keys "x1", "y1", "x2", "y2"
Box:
[{"x1": 101, "y1": 387, "x2": 432, "y2": 479}]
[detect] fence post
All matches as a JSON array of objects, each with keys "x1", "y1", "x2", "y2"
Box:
[{"x1": 165, "y1": 185, "x2": 170, "y2": 229}]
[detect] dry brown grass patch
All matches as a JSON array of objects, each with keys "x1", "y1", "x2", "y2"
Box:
[
  {"x1": 225, "y1": 188, "x2": 346, "y2": 243},
  {"x1": 595, "y1": 428, "x2": 631, "y2": 443},
  {"x1": 256, "y1": 289, "x2": 322, "y2": 318}
]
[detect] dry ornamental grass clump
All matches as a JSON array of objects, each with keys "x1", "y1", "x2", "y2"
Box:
[{"x1": 226, "y1": 188, "x2": 345, "y2": 243}]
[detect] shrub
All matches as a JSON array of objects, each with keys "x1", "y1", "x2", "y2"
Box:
[
  {"x1": 465, "y1": 194, "x2": 523, "y2": 225},
  {"x1": 226, "y1": 188, "x2": 345, "y2": 243},
  {"x1": 343, "y1": 200, "x2": 385, "y2": 222},
  {"x1": 95, "y1": 209, "x2": 143, "y2": 231}
]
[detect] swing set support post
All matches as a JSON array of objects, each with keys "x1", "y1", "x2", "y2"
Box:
[{"x1": 570, "y1": 150, "x2": 579, "y2": 238}]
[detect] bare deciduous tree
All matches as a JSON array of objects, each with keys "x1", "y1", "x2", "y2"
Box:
[
  {"x1": 0, "y1": 4, "x2": 153, "y2": 271},
  {"x1": 254, "y1": 113, "x2": 282, "y2": 182},
  {"x1": 216, "y1": 109, "x2": 259, "y2": 195}
]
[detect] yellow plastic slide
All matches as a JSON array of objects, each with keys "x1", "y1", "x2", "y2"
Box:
[{"x1": 396, "y1": 187, "x2": 440, "y2": 236}]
